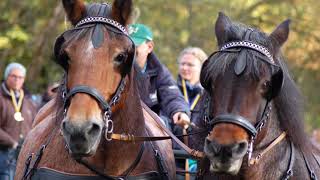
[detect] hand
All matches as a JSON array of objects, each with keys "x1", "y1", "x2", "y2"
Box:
[{"x1": 173, "y1": 112, "x2": 190, "y2": 129}]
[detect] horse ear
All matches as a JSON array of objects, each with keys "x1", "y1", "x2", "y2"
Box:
[
  {"x1": 269, "y1": 19, "x2": 291, "y2": 49},
  {"x1": 215, "y1": 12, "x2": 232, "y2": 46},
  {"x1": 62, "y1": 0, "x2": 86, "y2": 26},
  {"x1": 267, "y1": 68, "x2": 284, "y2": 100},
  {"x1": 111, "y1": 0, "x2": 133, "y2": 26}
]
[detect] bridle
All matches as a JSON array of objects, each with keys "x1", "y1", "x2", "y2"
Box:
[
  {"x1": 61, "y1": 80, "x2": 126, "y2": 141},
  {"x1": 58, "y1": 16, "x2": 135, "y2": 141},
  {"x1": 202, "y1": 39, "x2": 284, "y2": 165}
]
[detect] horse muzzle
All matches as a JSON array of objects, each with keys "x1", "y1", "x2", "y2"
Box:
[
  {"x1": 204, "y1": 138, "x2": 248, "y2": 175},
  {"x1": 61, "y1": 118, "x2": 103, "y2": 157}
]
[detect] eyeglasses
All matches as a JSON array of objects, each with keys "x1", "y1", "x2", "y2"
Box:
[
  {"x1": 179, "y1": 62, "x2": 196, "y2": 68},
  {"x1": 8, "y1": 74, "x2": 25, "y2": 80}
]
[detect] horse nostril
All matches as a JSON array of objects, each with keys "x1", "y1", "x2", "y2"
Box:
[
  {"x1": 87, "y1": 122, "x2": 101, "y2": 137},
  {"x1": 234, "y1": 141, "x2": 248, "y2": 155},
  {"x1": 205, "y1": 138, "x2": 221, "y2": 156}
]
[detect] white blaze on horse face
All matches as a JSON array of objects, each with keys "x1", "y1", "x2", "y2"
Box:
[{"x1": 85, "y1": 41, "x2": 95, "y2": 55}]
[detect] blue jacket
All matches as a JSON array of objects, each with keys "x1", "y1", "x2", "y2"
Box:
[{"x1": 137, "y1": 52, "x2": 190, "y2": 120}]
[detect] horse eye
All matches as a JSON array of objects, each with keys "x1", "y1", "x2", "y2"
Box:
[{"x1": 114, "y1": 53, "x2": 127, "y2": 64}]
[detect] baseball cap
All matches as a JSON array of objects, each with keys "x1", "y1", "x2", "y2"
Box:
[{"x1": 128, "y1": 24, "x2": 153, "y2": 46}]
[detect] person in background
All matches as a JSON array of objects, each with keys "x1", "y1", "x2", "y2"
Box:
[
  {"x1": 176, "y1": 47, "x2": 208, "y2": 179},
  {"x1": 177, "y1": 47, "x2": 207, "y2": 108},
  {"x1": 128, "y1": 23, "x2": 191, "y2": 129},
  {"x1": 0, "y1": 62, "x2": 37, "y2": 180}
]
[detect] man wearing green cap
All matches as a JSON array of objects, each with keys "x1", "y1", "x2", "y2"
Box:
[{"x1": 129, "y1": 23, "x2": 191, "y2": 129}]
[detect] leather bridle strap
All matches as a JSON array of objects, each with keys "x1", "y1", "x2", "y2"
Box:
[
  {"x1": 211, "y1": 114, "x2": 257, "y2": 137},
  {"x1": 140, "y1": 101, "x2": 205, "y2": 159},
  {"x1": 249, "y1": 132, "x2": 286, "y2": 165},
  {"x1": 63, "y1": 78, "x2": 126, "y2": 112},
  {"x1": 64, "y1": 85, "x2": 111, "y2": 111}
]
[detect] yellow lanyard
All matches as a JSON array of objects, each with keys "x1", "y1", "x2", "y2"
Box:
[
  {"x1": 181, "y1": 79, "x2": 200, "y2": 110},
  {"x1": 10, "y1": 89, "x2": 24, "y2": 112}
]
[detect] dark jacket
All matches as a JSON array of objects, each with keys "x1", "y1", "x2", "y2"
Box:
[
  {"x1": 0, "y1": 82, "x2": 37, "y2": 150},
  {"x1": 173, "y1": 76, "x2": 205, "y2": 151},
  {"x1": 177, "y1": 76, "x2": 203, "y2": 106},
  {"x1": 137, "y1": 52, "x2": 190, "y2": 120},
  {"x1": 176, "y1": 76, "x2": 204, "y2": 122}
]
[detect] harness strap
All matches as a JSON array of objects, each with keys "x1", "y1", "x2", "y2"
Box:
[
  {"x1": 249, "y1": 132, "x2": 286, "y2": 165},
  {"x1": 153, "y1": 150, "x2": 169, "y2": 180},
  {"x1": 140, "y1": 101, "x2": 205, "y2": 159},
  {"x1": 313, "y1": 153, "x2": 320, "y2": 168},
  {"x1": 282, "y1": 142, "x2": 295, "y2": 180},
  {"x1": 22, "y1": 125, "x2": 59, "y2": 180},
  {"x1": 22, "y1": 153, "x2": 33, "y2": 179},
  {"x1": 75, "y1": 142, "x2": 145, "y2": 180},
  {"x1": 143, "y1": 128, "x2": 169, "y2": 180},
  {"x1": 121, "y1": 142, "x2": 145, "y2": 177},
  {"x1": 110, "y1": 127, "x2": 207, "y2": 142},
  {"x1": 302, "y1": 150, "x2": 317, "y2": 180}
]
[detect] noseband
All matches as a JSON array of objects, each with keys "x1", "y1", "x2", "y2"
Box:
[
  {"x1": 204, "y1": 40, "x2": 279, "y2": 163},
  {"x1": 59, "y1": 16, "x2": 135, "y2": 141}
]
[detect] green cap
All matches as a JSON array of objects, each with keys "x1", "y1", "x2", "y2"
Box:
[{"x1": 128, "y1": 24, "x2": 153, "y2": 46}]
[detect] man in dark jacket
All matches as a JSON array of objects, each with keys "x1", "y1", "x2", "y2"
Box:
[
  {"x1": 0, "y1": 62, "x2": 37, "y2": 180},
  {"x1": 129, "y1": 23, "x2": 190, "y2": 129}
]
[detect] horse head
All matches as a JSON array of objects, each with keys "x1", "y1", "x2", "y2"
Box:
[
  {"x1": 55, "y1": 0, "x2": 134, "y2": 158},
  {"x1": 201, "y1": 12, "x2": 289, "y2": 175}
]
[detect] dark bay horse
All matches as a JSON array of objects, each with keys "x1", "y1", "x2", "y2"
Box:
[
  {"x1": 15, "y1": 0, "x2": 175, "y2": 179},
  {"x1": 190, "y1": 13, "x2": 320, "y2": 179}
]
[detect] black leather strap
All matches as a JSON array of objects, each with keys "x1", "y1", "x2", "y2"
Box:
[
  {"x1": 302, "y1": 150, "x2": 317, "y2": 180},
  {"x1": 65, "y1": 85, "x2": 111, "y2": 111},
  {"x1": 313, "y1": 153, "x2": 320, "y2": 168},
  {"x1": 210, "y1": 114, "x2": 257, "y2": 137},
  {"x1": 282, "y1": 142, "x2": 295, "y2": 180},
  {"x1": 75, "y1": 142, "x2": 145, "y2": 180}
]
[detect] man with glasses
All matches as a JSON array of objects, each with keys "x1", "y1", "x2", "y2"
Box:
[{"x1": 0, "y1": 62, "x2": 37, "y2": 180}]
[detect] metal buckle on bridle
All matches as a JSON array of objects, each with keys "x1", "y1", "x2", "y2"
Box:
[
  {"x1": 104, "y1": 110, "x2": 114, "y2": 141},
  {"x1": 63, "y1": 109, "x2": 67, "y2": 116},
  {"x1": 247, "y1": 136, "x2": 254, "y2": 164}
]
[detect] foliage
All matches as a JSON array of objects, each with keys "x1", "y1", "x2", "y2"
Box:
[{"x1": 0, "y1": 0, "x2": 319, "y2": 129}]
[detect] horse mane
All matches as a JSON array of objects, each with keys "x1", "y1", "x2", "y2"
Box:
[{"x1": 201, "y1": 21, "x2": 311, "y2": 153}]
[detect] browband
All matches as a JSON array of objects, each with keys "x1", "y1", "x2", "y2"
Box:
[
  {"x1": 75, "y1": 16, "x2": 128, "y2": 35},
  {"x1": 221, "y1": 41, "x2": 274, "y2": 64}
]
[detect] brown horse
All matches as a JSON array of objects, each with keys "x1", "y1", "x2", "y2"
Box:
[
  {"x1": 190, "y1": 13, "x2": 320, "y2": 179},
  {"x1": 15, "y1": 0, "x2": 175, "y2": 179}
]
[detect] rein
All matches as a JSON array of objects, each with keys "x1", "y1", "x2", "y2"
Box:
[
  {"x1": 140, "y1": 102, "x2": 205, "y2": 159},
  {"x1": 249, "y1": 132, "x2": 287, "y2": 165}
]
